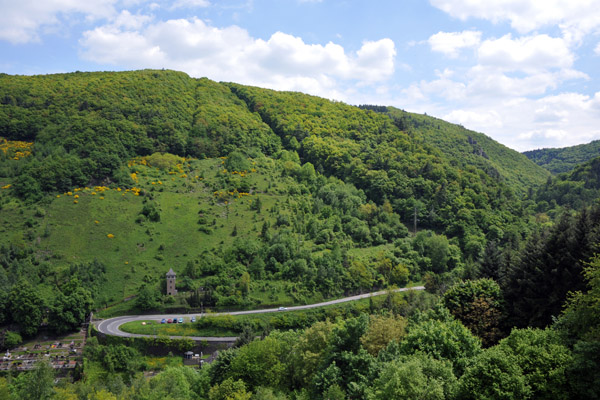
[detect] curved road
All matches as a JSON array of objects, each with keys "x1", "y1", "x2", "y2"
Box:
[{"x1": 95, "y1": 286, "x2": 425, "y2": 342}]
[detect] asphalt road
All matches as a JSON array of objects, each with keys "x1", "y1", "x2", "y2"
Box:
[{"x1": 95, "y1": 286, "x2": 425, "y2": 342}]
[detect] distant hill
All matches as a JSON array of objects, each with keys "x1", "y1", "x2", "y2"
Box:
[
  {"x1": 536, "y1": 155, "x2": 600, "y2": 209},
  {"x1": 523, "y1": 140, "x2": 600, "y2": 174}
]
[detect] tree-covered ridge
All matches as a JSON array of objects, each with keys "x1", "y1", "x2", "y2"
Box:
[
  {"x1": 190, "y1": 78, "x2": 281, "y2": 158},
  {"x1": 523, "y1": 139, "x2": 600, "y2": 174},
  {"x1": 535, "y1": 156, "x2": 600, "y2": 210},
  {"x1": 379, "y1": 106, "x2": 550, "y2": 190},
  {"x1": 228, "y1": 83, "x2": 530, "y2": 253}
]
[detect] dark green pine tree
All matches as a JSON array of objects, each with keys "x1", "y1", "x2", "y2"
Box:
[{"x1": 478, "y1": 240, "x2": 503, "y2": 281}]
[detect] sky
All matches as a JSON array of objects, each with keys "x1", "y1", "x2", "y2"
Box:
[{"x1": 1, "y1": 1, "x2": 600, "y2": 152}]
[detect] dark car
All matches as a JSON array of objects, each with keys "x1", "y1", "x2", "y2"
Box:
[
  {"x1": 167, "y1": 318, "x2": 172, "y2": 323},
  {"x1": 173, "y1": 317, "x2": 178, "y2": 323}
]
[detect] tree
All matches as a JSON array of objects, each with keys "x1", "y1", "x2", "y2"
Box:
[
  {"x1": 369, "y1": 354, "x2": 457, "y2": 400},
  {"x1": 457, "y1": 347, "x2": 531, "y2": 399},
  {"x1": 400, "y1": 307, "x2": 481, "y2": 375},
  {"x1": 12, "y1": 360, "x2": 55, "y2": 400},
  {"x1": 148, "y1": 366, "x2": 199, "y2": 400},
  {"x1": 360, "y1": 314, "x2": 407, "y2": 356},
  {"x1": 208, "y1": 377, "x2": 251, "y2": 400},
  {"x1": 48, "y1": 278, "x2": 94, "y2": 334},
  {"x1": 443, "y1": 279, "x2": 505, "y2": 346},
  {"x1": 497, "y1": 328, "x2": 572, "y2": 400},
  {"x1": 8, "y1": 280, "x2": 45, "y2": 337},
  {"x1": 135, "y1": 284, "x2": 160, "y2": 311}
]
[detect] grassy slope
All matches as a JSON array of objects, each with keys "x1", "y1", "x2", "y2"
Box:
[
  {"x1": 386, "y1": 107, "x2": 550, "y2": 191},
  {"x1": 0, "y1": 156, "x2": 306, "y2": 307}
]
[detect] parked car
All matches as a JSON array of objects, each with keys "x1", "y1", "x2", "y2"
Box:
[
  {"x1": 191, "y1": 316, "x2": 196, "y2": 323},
  {"x1": 161, "y1": 318, "x2": 166, "y2": 324},
  {"x1": 278, "y1": 306, "x2": 287, "y2": 311},
  {"x1": 178, "y1": 317, "x2": 184, "y2": 323},
  {"x1": 173, "y1": 317, "x2": 178, "y2": 323},
  {"x1": 167, "y1": 318, "x2": 172, "y2": 323}
]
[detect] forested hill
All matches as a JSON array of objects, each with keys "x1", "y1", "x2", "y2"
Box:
[
  {"x1": 0, "y1": 70, "x2": 553, "y2": 248},
  {"x1": 536, "y1": 155, "x2": 600, "y2": 209},
  {"x1": 363, "y1": 105, "x2": 549, "y2": 189},
  {"x1": 523, "y1": 139, "x2": 600, "y2": 174}
]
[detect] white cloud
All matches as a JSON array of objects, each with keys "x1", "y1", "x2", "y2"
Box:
[
  {"x1": 170, "y1": 0, "x2": 210, "y2": 10},
  {"x1": 596, "y1": 42, "x2": 600, "y2": 55},
  {"x1": 0, "y1": 0, "x2": 117, "y2": 44},
  {"x1": 429, "y1": 0, "x2": 600, "y2": 42},
  {"x1": 80, "y1": 16, "x2": 396, "y2": 99},
  {"x1": 477, "y1": 34, "x2": 573, "y2": 72},
  {"x1": 443, "y1": 109, "x2": 503, "y2": 129},
  {"x1": 428, "y1": 30, "x2": 481, "y2": 57},
  {"x1": 439, "y1": 92, "x2": 600, "y2": 151}
]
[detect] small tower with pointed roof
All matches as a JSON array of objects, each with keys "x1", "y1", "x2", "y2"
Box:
[{"x1": 166, "y1": 268, "x2": 177, "y2": 296}]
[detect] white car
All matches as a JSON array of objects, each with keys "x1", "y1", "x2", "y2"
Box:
[{"x1": 278, "y1": 306, "x2": 287, "y2": 311}]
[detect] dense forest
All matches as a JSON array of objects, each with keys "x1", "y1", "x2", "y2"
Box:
[
  {"x1": 523, "y1": 139, "x2": 600, "y2": 174},
  {"x1": 0, "y1": 70, "x2": 599, "y2": 399}
]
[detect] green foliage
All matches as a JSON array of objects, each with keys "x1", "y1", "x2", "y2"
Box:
[
  {"x1": 8, "y1": 279, "x2": 45, "y2": 337},
  {"x1": 497, "y1": 328, "x2": 573, "y2": 399},
  {"x1": 48, "y1": 278, "x2": 94, "y2": 334},
  {"x1": 368, "y1": 354, "x2": 457, "y2": 400},
  {"x1": 443, "y1": 279, "x2": 505, "y2": 346},
  {"x1": 503, "y1": 206, "x2": 600, "y2": 328},
  {"x1": 10, "y1": 360, "x2": 55, "y2": 400},
  {"x1": 536, "y1": 156, "x2": 600, "y2": 209},
  {"x1": 457, "y1": 346, "x2": 531, "y2": 399},
  {"x1": 401, "y1": 307, "x2": 482, "y2": 375},
  {"x1": 523, "y1": 139, "x2": 600, "y2": 174}
]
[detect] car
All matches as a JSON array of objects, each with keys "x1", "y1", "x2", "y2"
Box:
[
  {"x1": 278, "y1": 306, "x2": 287, "y2": 311},
  {"x1": 167, "y1": 318, "x2": 172, "y2": 323},
  {"x1": 191, "y1": 316, "x2": 196, "y2": 323},
  {"x1": 178, "y1": 318, "x2": 184, "y2": 323},
  {"x1": 160, "y1": 318, "x2": 166, "y2": 324},
  {"x1": 173, "y1": 317, "x2": 178, "y2": 323}
]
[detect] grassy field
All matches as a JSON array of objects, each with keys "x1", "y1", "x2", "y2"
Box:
[{"x1": 120, "y1": 320, "x2": 239, "y2": 337}]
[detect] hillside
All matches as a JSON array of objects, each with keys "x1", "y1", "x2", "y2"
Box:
[
  {"x1": 523, "y1": 139, "x2": 600, "y2": 174},
  {"x1": 377, "y1": 106, "x2": 550, "y2": 189},
  {"x1": 536, "y1": 155, "x2": 600, "y2": 209},
  {"x1": 0, "y1": 69, "x2": 570, "y2": 317},
  {"x1": 2, "y1": 69, "x2": 600, "y2": 400}
]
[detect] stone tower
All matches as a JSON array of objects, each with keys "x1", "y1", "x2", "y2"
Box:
[{"x1": 166, "y1": 268, "x2": 177, "y2": 296}]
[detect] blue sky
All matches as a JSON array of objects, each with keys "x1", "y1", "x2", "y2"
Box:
[{"x1": 1, "y1": 0, "x2": 600, "y2": 151}]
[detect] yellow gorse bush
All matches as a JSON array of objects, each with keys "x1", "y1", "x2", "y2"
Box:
[{"x1": 0, "y1": 138, "x2": 33, "y2": 160}]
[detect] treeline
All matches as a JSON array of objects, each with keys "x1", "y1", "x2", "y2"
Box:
[
  {"x1": 524, "y1": 139, "x2": 600, "y2": 174},
  {"x1": 0, "y1": 71, "x2": 282, "y2": 201},
  {"x1": 536, "y1": 156, "x2": 600, "y2": 210},
  {"x1": 0, "y1": 252, "x2": 102, "y2": 349}
]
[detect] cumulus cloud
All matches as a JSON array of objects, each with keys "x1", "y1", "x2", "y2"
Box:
[
  {"x1": 429, "y1": 0, "x2": 600, "y2": 41},
  {"x1": 170, "y1": 0, "x2": 210, "y2": 10},
  {"x1": 0, "y1": 0, "x2": 117, "y2": 44},
  {"x1": 477, "y1": 34, "x2": 573, "y2": 72},
  {"x1": 428, "y1": 30, "x2": 481, "y2": 57},
  {"x1": 80, "y1": 16, "x2": 396, "y2": 96}
]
